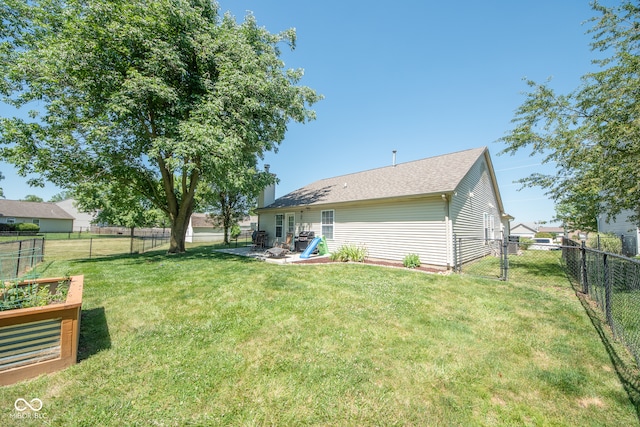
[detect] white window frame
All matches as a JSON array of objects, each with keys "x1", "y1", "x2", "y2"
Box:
[
  {"x1": 321, "y1": 210, "x2": 334, "y2": 240},
  {"x1": 286, "y1": 213, "x2": 295, "y2": 236},
  {"x1": 483, "y1": 213, "x2": 495, "y2": 241},
  {"x1": 275, "y1": 214, "x2": 284, "y2": 238}
]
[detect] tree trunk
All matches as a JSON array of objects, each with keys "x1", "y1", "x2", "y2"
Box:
[
  {"x1": 168, "y1": 211, "x2": 191, "y2": 253},
  {"x1": 157, "y1": 154, "x2": 199, "y2": 254},
  {"x1": 130, "y1": 226, "x2": 135, "y2": 254},
  {"x1": 223, "y1": 225, "x2": 229, "y2": 245}
]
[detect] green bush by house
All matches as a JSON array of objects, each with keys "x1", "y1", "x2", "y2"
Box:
[
  {"x1": 403, "y1": 253, "x2": 421, "y2": 268},
  {"x1": 15, "y1": 223, "x2": 40, "y2": 233}
]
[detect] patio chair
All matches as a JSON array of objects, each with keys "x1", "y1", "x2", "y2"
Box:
[
  {"x1": 273, "y1": 233, "x2": 293, "y2": 250},
  {"x1": 250, "y1": 231, "x2": 267, "y2": 251}
]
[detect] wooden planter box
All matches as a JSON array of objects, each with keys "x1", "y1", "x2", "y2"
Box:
[{"x1": 0, "y1": 275, "x2": 83, "y2": 386}]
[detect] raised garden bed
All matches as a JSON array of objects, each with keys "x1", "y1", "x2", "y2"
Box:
[{"x1": 0, "y1": 275, "x2": 83, "y2": 386}]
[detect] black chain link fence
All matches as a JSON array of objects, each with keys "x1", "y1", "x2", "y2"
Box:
[
  {"x1": 456, "y1": 234, "x2": 640, "y2": 365},
  {"x1": 562, "y1": 238, "x2": 640, "y2": 365},
  {"x1": 0, "y1": 238, "x2": 45, "y2": 281},
  {"x1": 453, "y1": 236, "x2": 506, "y2": 279}
]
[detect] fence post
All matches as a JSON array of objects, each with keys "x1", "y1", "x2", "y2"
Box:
[
  {"x1": 501, "y1": 238, "x2": 508, "y2": 281},
  {"x1": 15, "y1": 240, "x2": 23, "y2": 278},
  {"x1": 452, "y1": 233, "x2": 458, "y2": 272},
  {"x1": 581, "y1": 241, "x2": 588, "y2": 294},
  {"x1": 89, "y1": 238, "x2": 93, "y2": 259},
  {"x1": 603, "y1": 252, "x2": 613, "y2": 329},
  {"x1": 29, "y1": 239, "x2": 36, "y2": 270}
]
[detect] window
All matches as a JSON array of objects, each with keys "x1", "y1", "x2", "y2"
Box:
[
  {"x1": 32, "y1": 219, "x2": 40, "y2": 226},
  {"x1": 275, "y1": 214, "x2": 284, "y2": 238},
  {"x1": 287, "y1": 214, "x2": 295, "y2": 236},
  {"x1": 483, "y1": 213, "x2": 495, "y2": 241},
  {"x1": 6, "y1": 218, "x2": 15, "y2": 224},
  {"x1": 321, "y1": 210, "x2": 334, "y2": 239}
]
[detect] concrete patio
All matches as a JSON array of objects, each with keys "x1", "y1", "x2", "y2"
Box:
[{"x1": 213, "y1": 245, "x2": 327, "y2": 265}]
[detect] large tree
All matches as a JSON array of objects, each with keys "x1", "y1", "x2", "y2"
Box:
[
  {"x1": 500, "y1": 1, "x2": 640, "y2": 227},
  {"x1": 200, "y1": 164, "x2": 272, "y2": 244},
  {"x1": 0, "y1": 0, "x2": 320, "y2": 253}
]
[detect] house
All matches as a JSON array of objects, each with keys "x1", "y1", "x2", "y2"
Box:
[
  {"x1": 55, "y1": 199, "x2": 96, "y2": 232},
  {"x1": 0, "y1": 199, "x2": 74, "y2": 232},
  {"x1": 256, "y1": 147, "x2": 511, "y2": 269},
  {"x1": 510, "y1": 223, "x2": 537, "y2": 239},
  {"x1": 185, "y1": 213, "x2": 258, "y2": 243},
  {"x1": 597, "y1": 209, "x2": 640, "y2": 256}
]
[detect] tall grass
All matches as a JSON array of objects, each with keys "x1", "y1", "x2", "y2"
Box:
[{"x1": 0, "y1": 244, "x2": 637, "y2": 425}]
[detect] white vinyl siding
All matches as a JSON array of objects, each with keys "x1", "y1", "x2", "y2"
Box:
[
  {"x1": 37, "y1": 219, "x2": 73, "y2": 233},
  {"x1": 598, "y1": 209, "x2": 640, "y2": 255},
  {"x1": 267, "y1": 198, "x2": 447, "y2": 265},
  {"x1": 259, "y1": 197, "x2": 448, "y2": 265},
  {"x1": 598, "y1": 209, "x2": 638, "y2": 235},
  {"x1": 331, "y1": 198, "x2": 448, "y2": 265},
  {"x1": 450, "y1": 157, "x2": 503, "y2": 263}
]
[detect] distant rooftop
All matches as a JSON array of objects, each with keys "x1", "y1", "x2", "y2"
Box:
[{"x1": 0, "y1": 199, "x2": 74, "y2": 220}]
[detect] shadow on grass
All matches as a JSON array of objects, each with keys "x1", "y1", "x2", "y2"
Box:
[
  {"x1": 507, "y1": 252, "x2": 566, "y2": 281},
  {"x1": 78, "y1": 307, "x2": 111, "y2": 362},
  {"x1": 571, "y1": 285, "x2": 640, "y2": 421},
  {"x1": 70, "y1": 244, "x2": 261, "y2": 266}
]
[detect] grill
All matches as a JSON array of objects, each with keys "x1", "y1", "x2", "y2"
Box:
[{"x1": 295, "y1": 231, "x2": 315, "y2": 252}]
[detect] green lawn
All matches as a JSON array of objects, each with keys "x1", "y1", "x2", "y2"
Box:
[{"x1": 0, "y1": 244, "x2": 638, "y2": 426}]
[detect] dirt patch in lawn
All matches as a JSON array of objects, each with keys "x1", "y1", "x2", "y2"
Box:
[{"x1": 294, "y1": 256, "x2": 446, "y2": 274}]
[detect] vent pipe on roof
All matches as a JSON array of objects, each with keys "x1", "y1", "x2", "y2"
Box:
[{"x1": 392, "y1": 150, "x2": 397, "y2": 167}]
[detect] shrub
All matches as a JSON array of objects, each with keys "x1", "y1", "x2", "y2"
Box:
[
  {"x1": 519, "y1": 237, "x2": 533, "y2": 250},
  {"x1": 403, "y1": 253, "x2": 421, "y2": 268},
  {"x1": 230, "y1": 224, "x2": 241, "y2": 239},
  {"x1": 0, "y1": 223, "x2": 15, "y2": 232},
  {"x1": 586, "y1": 233, "x2": 622, "y2": 254},
  {"x1": 330, "y1": 244, "x2": 368, "y2": 262},
  {"x1": 15, "y1": 223, "x2": 40, "y2": 233}
]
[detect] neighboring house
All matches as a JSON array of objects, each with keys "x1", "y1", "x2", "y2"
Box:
[
  {"x1": 56, "y1": 199, "x2": 96, "y2": 232},
  {"x1": 185, "y1": 213, "x2": 258, "y2": 243},
  {"x1": 256, "y1": 147, "x2": 512, "y2": 269},
  {"x1": 597, "y1": 209, "x2": 640, "y2": 256},
  {"x1": 0, "y1": 199, "x2": 74, "y2": 232},
  {"x1": 537, "y1": 226, "x2": 565, "y2": 235},
  {"x1": 510, "y1": 223, "x2": 537, "y2": 239}
]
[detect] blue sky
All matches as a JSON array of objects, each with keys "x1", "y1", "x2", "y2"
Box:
[{"x1": 0, "y1": 1, "x2": 608, "y2": 226}]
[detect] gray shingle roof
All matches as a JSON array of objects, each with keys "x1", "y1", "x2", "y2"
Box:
[
  {"x1": 265, "y1": 147, "x2": 488, "y2": 209},
  {"x1": 0, "y1": 199, "x2": 75, "y2": 220}
]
